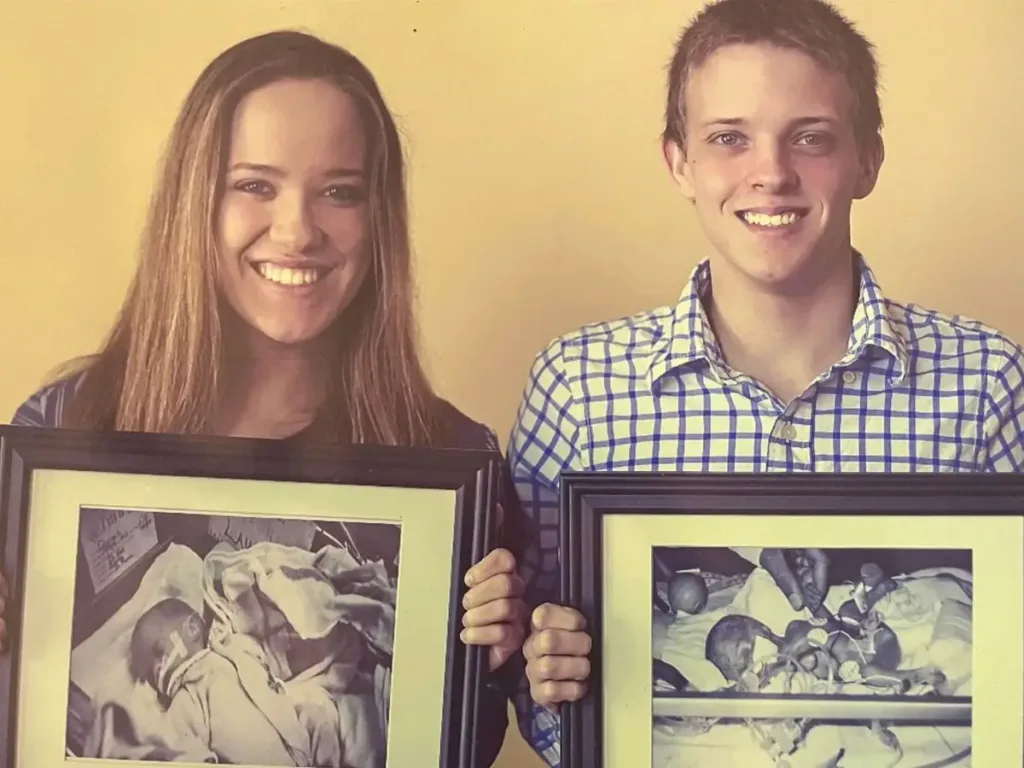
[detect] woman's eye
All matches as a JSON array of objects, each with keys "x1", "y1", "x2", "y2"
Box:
[
  {"x1": 236, "y1": 180, "x2": 273, "y2": 196},
  {"x1": 324, "y1": 185, "x2": 365, "y2": 205}
]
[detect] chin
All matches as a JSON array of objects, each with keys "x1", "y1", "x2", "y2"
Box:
[
  {"x1": 720, "y1": 245, "x2": 821, "y2": 288},
  {"x1": 250, "y1": 320, "x2": 334, "y2": 348}
]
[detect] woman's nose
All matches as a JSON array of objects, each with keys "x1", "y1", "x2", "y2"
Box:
[{"x1": 269, "y1": 194, "x2": 321, "y2": 252}]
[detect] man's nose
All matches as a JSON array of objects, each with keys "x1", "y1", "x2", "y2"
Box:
[{"x1": 747, "y1": 142, "x2": 799, "y2": 192}]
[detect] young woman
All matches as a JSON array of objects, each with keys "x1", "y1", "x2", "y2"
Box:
[{"x1": 1, "y1": 30, "x2": 526, "y2": 765}]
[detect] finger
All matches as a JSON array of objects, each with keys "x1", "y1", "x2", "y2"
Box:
[
  {"x1": 489, "y1": 641, "x2": 520, "y2": 671},
  {"x1": 463, "y1": 595, "x2": 528, "y2": 628},
  {"x1": 531, "y1": 680, "x2": 587, "y2": 707},
  {"x1": 0, "y1": 617, "x2": 6, "y2": 652},
  {"x1": 760, "y1": 550, "x2": 805, "y2": 605},
  {"x1": 531, "y1": 603, "x2": 586, "y2": 633},
  {"x1": 461, "y1": 620, "x2": 526, "y2": 649},
  {"x1": 523, "y1": 627, "x2": 591, "y2": 660},
  {"x1": 464, "y1": 548, "x2": 516, "y2": 587},
  {"x1": 463, "y1": 572, "x2": 525, "y2": 610},
  {"x1": 528, "y1": 654, "x2": 591, "y2": 684},
  {"x1": 0, "y1": 574, "x2": 7, "y2": 600}
]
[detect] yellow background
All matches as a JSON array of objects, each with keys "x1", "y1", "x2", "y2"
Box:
[{"x1": 1, "y1": 1, "x2": 1021, "y2": 765}]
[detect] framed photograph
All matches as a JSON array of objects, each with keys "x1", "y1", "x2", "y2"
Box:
[
  {"x1": 0, "y1": 425, "x2": 501, "y2": 768},
  {"x1": 559, "y1": 473, "x2": 1024, "y2": 768}
]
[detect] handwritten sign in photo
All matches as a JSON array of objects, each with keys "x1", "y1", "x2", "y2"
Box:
[
  {"x1": 78, "y1": 506, "x2": 160, "y2": 594},
  {"x1": 207, "y1": 515, "x2": 318, "y2": 552}
]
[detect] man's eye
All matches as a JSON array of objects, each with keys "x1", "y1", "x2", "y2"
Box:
[
  {"x1": 796, "y1": 133, "x2": 834, "y2": 150},
  {"x1": 711, "y1": 133, "x2": 743, "y2": 147}
]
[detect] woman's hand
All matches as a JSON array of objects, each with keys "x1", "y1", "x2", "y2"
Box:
[{"x1": 461, "y1": 546, "x2": 527, "y2": 672}]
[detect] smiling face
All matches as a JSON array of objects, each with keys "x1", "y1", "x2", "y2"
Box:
[
  {"x1": 665, "y1": 42, "x2": 883, "y2": 293},
  {"x1": 217, "y1": 77, "x2": 372, "y2": 346}
]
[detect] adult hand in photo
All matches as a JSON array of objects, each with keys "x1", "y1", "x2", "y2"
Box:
[
  {"x1": 461, "y1": 507, "x2": 528, "y2": 671},
  {"x1": 760, "y1": 547, "x2": 830, "y2": 612},
  {"x1": 0, "y1": 570, "x2": 8, "y2": 653},
  {"x1": 523, "y1": 603, "x2": 591, "y2": 710}
]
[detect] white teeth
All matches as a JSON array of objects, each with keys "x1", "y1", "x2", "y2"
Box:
[
  {"x1": 741, "y1": 211, "x2": 802, "y2": 227},
  {"x1": 255, "y1": 263, "x2": 322, "y2": 286}
]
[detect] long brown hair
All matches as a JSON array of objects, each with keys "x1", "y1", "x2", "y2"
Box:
[{"x1": 57, "y1": 30, "x2": 448, "y2": 445}]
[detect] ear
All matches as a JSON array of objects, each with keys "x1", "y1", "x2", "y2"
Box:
[
  {"x1": 853, "y1": 133, "x2": 884, "y2": 200},
  {"x1": 663, "y1": 137, "x2": 696, "y2": 201}
]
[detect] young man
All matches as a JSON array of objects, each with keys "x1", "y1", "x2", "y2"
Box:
[{"x1": 505, "y1": 0, "x2": 1024, "y2": 763}]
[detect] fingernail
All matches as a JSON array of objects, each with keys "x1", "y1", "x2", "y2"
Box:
[
  {"x1": 459, "y1": 630, "x2": 468, "y2": 643},
  {"x1": 464, "y1": 570, "x2": 476, "y2": 587}
]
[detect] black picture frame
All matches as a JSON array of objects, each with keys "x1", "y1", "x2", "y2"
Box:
[
  {"x1": 0, "y1": 425, "x2": 501, "y2": 768},
  {"x1": 559, "y1": 471, "x2": 1024, "y2": 768}
]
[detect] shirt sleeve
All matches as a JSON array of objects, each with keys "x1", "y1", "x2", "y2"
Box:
[
  {"x1": 10, "y1": 375, "x2": 81, "y2": 428},
  {"x1": 505, "y1": 338, "x2": 584, "y2": 767},
  {"x1": 980, "y1": 341, "x2": 1024, "y2": 471}
]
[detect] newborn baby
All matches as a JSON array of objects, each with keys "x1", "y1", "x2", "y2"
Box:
[
  {"x1": 705, "y1": 613, "x2": 945, "y2": 693},
  {"x1": 705, "y1": 562, "x2": 947, "y2": 694},
  {"x1": 129, "y1": 598, "x2": 302, "y2": 765}
]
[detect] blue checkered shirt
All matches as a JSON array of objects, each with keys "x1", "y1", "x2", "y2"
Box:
[{"x1": 505, "y1": 256, "x2": 1024, "y2": 765}]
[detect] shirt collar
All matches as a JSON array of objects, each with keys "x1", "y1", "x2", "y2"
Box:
[{"x1": 645, "y1": 252, "x2": 909, "y2": 387}]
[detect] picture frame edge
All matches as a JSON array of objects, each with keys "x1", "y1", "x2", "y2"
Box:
[
  {"x1": 557, "y1": 469, "x2": 1024, "y2": 766},
  {"x1": 0, "y1": 423, "x2": 504, "y2": 768}
]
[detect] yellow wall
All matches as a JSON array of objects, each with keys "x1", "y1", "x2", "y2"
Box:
[{"x1": 1, "y1": 2, "x2": 1020, "y2": 765}]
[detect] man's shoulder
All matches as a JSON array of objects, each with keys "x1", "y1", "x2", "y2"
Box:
[
  {"x1": 887, "y1": 298, "x2": 1024, "y2": 369},
  {"x1": 533, "y1": 302, "x2": 677, "y2": 369}
]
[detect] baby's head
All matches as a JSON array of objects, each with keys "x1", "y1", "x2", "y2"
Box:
[
  {"x1": 860, "y1": 562, "x2": 886, "y2": 588},
  {"x1": 129, "y1": 598, "x2": 208, "y2": 695}
]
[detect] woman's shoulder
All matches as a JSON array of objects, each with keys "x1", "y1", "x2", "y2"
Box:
[
  {"x1": 434, "y1": 398, "x2": 501, "y2": 451},
  {"x1": 10, "y1": 372, "x2": 85, "y2": 428}
]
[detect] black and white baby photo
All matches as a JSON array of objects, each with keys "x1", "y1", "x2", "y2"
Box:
[
  {"x1": 651, "y1": 545, "x2": 973, "y2": 768},
  {"x1": 66, "y1": 505, "x2": 401, "y2": 768}
]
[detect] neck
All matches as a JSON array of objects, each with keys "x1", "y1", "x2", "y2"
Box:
[
  {"x1": 216, "y1": 330, "x2": 329, "y2": 439},
  {"x1": 706, "y1": 253, "x2": 858, "y2": 404}
]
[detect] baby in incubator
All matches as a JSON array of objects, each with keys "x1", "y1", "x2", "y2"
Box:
[{"x1": 129, "y1": 597, "x2": 306, "y2": 765}]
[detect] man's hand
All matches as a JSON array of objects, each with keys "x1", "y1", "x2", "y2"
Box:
[
  {"x1": 760, "y1": 548, "x2": 830, "y2": 612},
  {"x1": 0, "y1": 570, "x2": 8, "y2": 654},
  {"x1": 461, "y1": 547, "x2": 527, "y2": 671},
  {"x1": 523, "y1": 604, "x2": 591, "y2": 709}
]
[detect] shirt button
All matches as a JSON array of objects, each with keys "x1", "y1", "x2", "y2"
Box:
[
  {"x1": 842, "y1": 371, "x2": 856, "y2": 384},
  {"x1": 780, "y1": 423, "x2": 797, "y2": 441}
]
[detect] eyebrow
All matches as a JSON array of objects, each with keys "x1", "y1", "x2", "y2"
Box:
[
  {"x1": 700, "y1": 116, "x2": 838, "y2": 130},
  {"x1": 228, "y1": 162, "x2": 365, "y2": 179}
]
